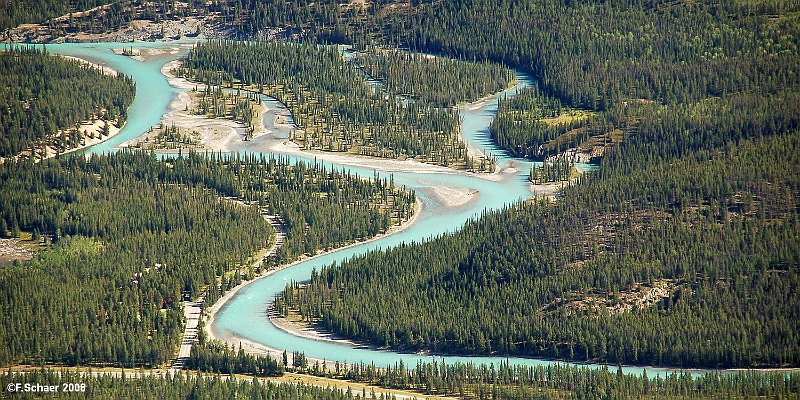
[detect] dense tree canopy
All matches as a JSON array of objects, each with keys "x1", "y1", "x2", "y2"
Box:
[
  {"x1": 312, "y1": 359, "x2": 800, "y2": 399},
  {"x1": 0, "y1": 0, "x2": 111, "y2": 31},
  {"x1": 0, "y1": 153, "x2": 269, "y2": 367},
  {"x1": 0, "y1": 151, "x2": 414, "y2": 367},
  {"x1": 283, "y1": 127, "x2": 800, "y2": 368},
  {"x1": 391, "y1": 0, "x2": 800, "y2": 109},
  {"x1": 354, "y1": 49, "x2": 513, "y2": 107},
  {"x1": 0, "y1": 369, "x2": 395, "y2": 400},
  {"x1": 187, "y1": 340, "x2": 282, "y2": 377},
  {"x1": 490, "y1": 86, "x2": 605, "y2": 161},
  {"x1": 0, "y1": 47, "x2": 135, "y2": 157},
  {"x1": 4, "y1": 361, "x2": 799, "y2": 400}
]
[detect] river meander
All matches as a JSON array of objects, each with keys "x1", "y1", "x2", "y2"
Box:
[{"x1": 9, "y1": 41, "x2": 710, "y2": 377}]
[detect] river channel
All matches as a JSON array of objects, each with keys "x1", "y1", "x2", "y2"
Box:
[{"x1": 15, "y1": 41, "x2": 707, "y2": 377}]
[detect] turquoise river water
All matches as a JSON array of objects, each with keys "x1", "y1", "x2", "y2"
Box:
[{"x1": 6, "y1": 41, "x2": 719, "y2": 378}]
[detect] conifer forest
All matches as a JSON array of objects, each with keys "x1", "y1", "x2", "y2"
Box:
[{"x1": 1, "y1": 0, "x2": 798, "y2": 398}]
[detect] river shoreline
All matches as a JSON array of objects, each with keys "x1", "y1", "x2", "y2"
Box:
[
  {"x1": 155, "y1": 58, "x2": 516, "y2": 182},
  {"x1": 119, "y1": 59, "x2": 269, "y2": 152},
  {"x1": 6, "y1": 41, "x2": 799, "y2": 380},
  {"x1": 250, "y1": 307, "x2": 800, "y2": 376},
  {"x1": 56, "y1": 55, "x2": 127, "y2": 159},
  {"x1": 3, "y1": 54, "x2": 126, "y2": 162},
  {"x1": 204, "y1": 198, "x2": 423, "y2": 368},
  {"x1": 113, "y1": 46, "x2": 189, "y2": 63},
  {"x1": 62, "y1": 55, "x2": 118, "y2": 76},
  {"x1": 458, "y1": 78, "x2": 519, "y2": 162}
]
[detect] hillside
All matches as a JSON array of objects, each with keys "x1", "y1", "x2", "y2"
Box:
[{"x1": 276, "y1": 0, "x2": 800, "y2": 369}]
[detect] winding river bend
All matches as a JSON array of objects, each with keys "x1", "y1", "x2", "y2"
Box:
[{"x1": 20, "y1": 41, "x2": 709, "y2": 377}]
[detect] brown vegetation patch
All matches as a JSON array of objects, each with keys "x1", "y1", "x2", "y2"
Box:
[
  {"x1": 544, "y1": 279, "x2": 679, "y2": 316},
  {"x1": 541, "y1": 127, "x2": 588, "y2": 153},
  {"x1": 542, "y1": 127, "x2": 623, "y2": 164},
  {"x1": 376, "y1": 1, "x2": 413, "y2": 17},
  {"x1": 581, "y1": 209, "x2": 672, "y2": 254},
  {"x1": 0, "y1": 237, "x2": 38, "y2": 264},
  {"x1": 540, "y1": 109, "x2": 594, "y2": 126}
]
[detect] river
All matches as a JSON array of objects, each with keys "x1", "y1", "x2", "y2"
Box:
[{"x1": 10, "y1": 41, "x2": 709, "y2": 378}]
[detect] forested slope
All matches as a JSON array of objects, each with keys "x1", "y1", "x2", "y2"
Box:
[
  {"x1": 393, "y1": 0, "x2": 800, "y2": 109},
  {"x1": 0, "y1": 151, "x2": 414, "y2": 367},
  {"x1": 0, "y1": 47, "x2": 135, "y2": 158},
  {"x1": 458, "y1": 0, "x2": 800, "y2": 161},
  {"x1": 0, "y1": 0, "x2": 111, "y2": 31},
  {"x1": 282, "y1": 128, "x2": 800, "y2": 368},
  {"x1": 0, "y1": 153, "x2": 269, "y2": 367}
]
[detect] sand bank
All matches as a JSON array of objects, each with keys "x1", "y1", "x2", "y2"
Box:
[
  {"x1": 153, "y1": 60, "x2": 516, "y2": 182},
  {"x1": 204, "y1": 199, "x2": 422, "y2": 368},
  {"x1": 8, "y1": 117, "x2": 123, "y2": 162},
  {"x1": 420, "y1": 184, "x2": 479, "y2": 208},
  {"x1": 113, "y1": 45, "x2": 191, "y2": 62},
  {"x1": 120, "y1": 60, "x2": 267, "y2": 152},
  {"x1": 529, "y1": 182, "x2": 565, "y2": 201},
  {"x1": 62, "y1": 55, "x2": 118, "y2": 76}
]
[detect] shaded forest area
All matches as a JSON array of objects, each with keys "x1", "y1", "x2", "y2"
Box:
[
  {"x1": 490, "y1": 86, "x2": 608, "y2": 162},
  {"x1": 0, "y1": 47, "x2": 135, "y2": 158},
  {"x1": 207, "y1": 0, "x2": 800, "y2": 370},
  {"x1": 283, "y1": 129, "x2": 800, "y2": 368},
  {"x1": 394, "y1": 0, "x2": 800, "y2": 108},
  {"x1": 0, "y1": 151, "x2": 414, "y2": 367},
  {"x1": 353, "y1": 49, "x2": 513, "y2": 107}
]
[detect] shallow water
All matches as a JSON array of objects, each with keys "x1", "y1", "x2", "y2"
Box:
[{"x1": 6, "y1": 41, "x2": 705, "y2": 377}]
